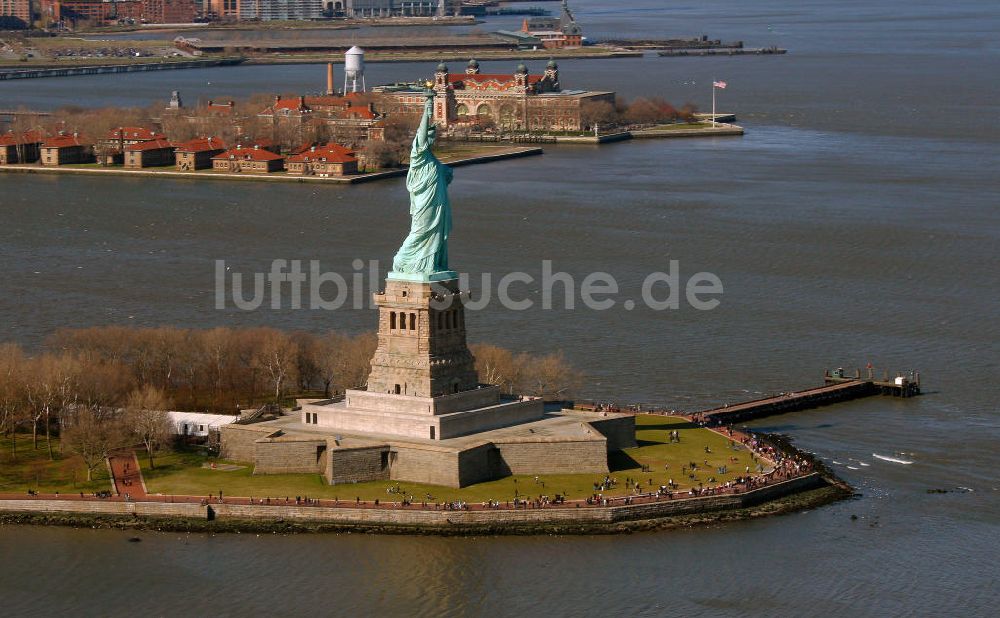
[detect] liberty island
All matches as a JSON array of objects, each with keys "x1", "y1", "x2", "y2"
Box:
[
  {"x1": 218, "y1": 89, "x2": 638, "y2": 487},
  {"x1": 1, "y1": 85, "x2": 854, "y2": 530}
]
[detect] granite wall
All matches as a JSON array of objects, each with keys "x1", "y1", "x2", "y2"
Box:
[
  {"x1": 327, "y1": 445, "x2": 391, "y2": 484},
  {"x1": 253, "y1": 438, "x2": 327, "y2": 475},
  {"x1": 586, "y1": 415, "x2": 638, "y2": 451}
]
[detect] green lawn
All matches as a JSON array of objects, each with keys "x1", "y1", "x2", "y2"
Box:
[
  {"x1": 0, "y1": 435, "x2": 112, "y2": 495},
  {"x1": 143, "y1": 415, "x2": 761, "y2": 504}
]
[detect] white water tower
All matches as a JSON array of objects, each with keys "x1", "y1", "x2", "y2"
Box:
[{"x1": 344, "y1": 46, "x2": 366, "y2": 93}]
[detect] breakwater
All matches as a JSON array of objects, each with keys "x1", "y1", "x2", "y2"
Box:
[{"x1": 0, "y1": 58, "x2": 245, "y2": 81}]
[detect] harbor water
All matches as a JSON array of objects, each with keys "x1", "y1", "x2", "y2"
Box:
[{"x1": 1, "y1": 1, "x2": 998, "y2": 615}]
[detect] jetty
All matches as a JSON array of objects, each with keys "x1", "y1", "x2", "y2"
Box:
[{"x1": 574, "y1": 367, "x2": 921, "y2": 425}]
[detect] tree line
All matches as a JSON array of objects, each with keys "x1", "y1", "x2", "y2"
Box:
[
  {"x1": 580, "y1": 96, "x2": 700, "y2": 130},
  {"x1": 0, "y1": 326, "x2": 582, "y2": 470}
]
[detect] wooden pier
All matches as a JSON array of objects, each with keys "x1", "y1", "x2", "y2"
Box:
[
  {"x1": 696, "y1": 368, "x2": 920, "y2": 425},
  {"x1": 572, "y1": 367, "x2": 921, "y2": 425}
]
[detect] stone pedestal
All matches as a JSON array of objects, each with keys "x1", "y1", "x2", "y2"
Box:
[
  {"x1": 366, "y1": 276, "x2": 479, "y2": 398},
  {"x1": 309, "y1": 275, "x2": 545, "y2": 440}
]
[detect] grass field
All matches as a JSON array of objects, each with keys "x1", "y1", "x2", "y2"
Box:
[
  {"x1": 143, "y1": 415, "x2": 762, "y2": 504},
  {"x1": 0, "y1": 436, "x2": 112, "y2": 495}
]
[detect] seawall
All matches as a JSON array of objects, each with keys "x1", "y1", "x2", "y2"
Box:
[
  {"x1": 0, "y1": 473, "x2": 841, "y2": 535},
  {"x1": 0, "y1": 147, "x2": 542, "y2": 186}
]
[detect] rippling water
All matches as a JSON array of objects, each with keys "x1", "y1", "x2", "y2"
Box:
[{"x1": 1, "y1": 1, "x2": 998, "y2": 615}]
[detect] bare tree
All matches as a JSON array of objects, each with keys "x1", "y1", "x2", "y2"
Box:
[
  {"x1": 515, "y1": 352, "x2": 582, "y2": 401},
  {"x1": 0, "y1": 343, "x2": 25, "y2": 460},
  {"x1": 580, "y1": 100, "x2": 619, "y2": 131},
  {"x1": 252, "y1": 329, "x2": 299, "y2": 404},
  {"x1": 62, "y1": 406, "x2": 125, "y2": 482},
  {"x1": 470, "y1": 343, "x2": 518, "y2": 394},
  {"x1": 311, "y1": 332, "x2": 376, "y2": 397},
  {"x1": 124, "y1": 385, "x2": 172, "y2": 469}
]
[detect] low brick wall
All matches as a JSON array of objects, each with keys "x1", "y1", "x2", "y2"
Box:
[{"x1": 0, "y1": 474, "x2": 827, "y2": 530}]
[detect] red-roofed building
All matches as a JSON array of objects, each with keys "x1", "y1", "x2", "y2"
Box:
[
  {"x1": 124, "y1": 138, "x2": 176, "y2": 168},
  {"x1": 259, "y1": 93, "x2": 383, "y2": 148},
  {"x1": 286, "y1": 143, "x2": 358, "y2": 177},
  {"x1": 211, "y1": 144, "x2": 284, "y2": 174},
  {"x1": 259, "y1": 95, "x2": 312, "y2": 121},
  {"x1": 520, "y1": 1, "x2": 584, "y2": 49},
  {"x1": 205, "y1": 99, "x2": 236, "y2": 115},
  {"x1": 40, "y1": 133, "x2": 93, "y2": 166},
  {"x1": 0, "y1": 130, "x2": 44, "y2": 164},
  {"x1": 386, "y1": 60, "x2": 615, "y2": 132},
  {"x1": 174, "y1": 136, "x2": 227, "y2": 170},
  {"x1": 97, "y1": 126, "x2": 167, "y2": 165}
]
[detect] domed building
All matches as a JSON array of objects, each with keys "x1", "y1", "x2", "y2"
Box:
[{"x1": 382, "y1": 60, "x2": 614, "y2": 133}]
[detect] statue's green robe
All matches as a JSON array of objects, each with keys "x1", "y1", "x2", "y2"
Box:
[{"x1": 392, "y1": 112, "x2": 453, "y2": 275}]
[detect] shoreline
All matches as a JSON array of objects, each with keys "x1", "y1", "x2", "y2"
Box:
[
  {"x1": 0, "y1": 146, "x2": 543, "y2": 185},
  {"x1": 0, "y1": 473, "x2": 851, "y2": 536},
  {"x1": 0, "y1": 49, "x2": 642, "y2": 75}
]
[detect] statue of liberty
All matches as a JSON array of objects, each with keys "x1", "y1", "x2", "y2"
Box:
[{"x1": 391, "y1": 91, "x2": 454, "y2": 278}]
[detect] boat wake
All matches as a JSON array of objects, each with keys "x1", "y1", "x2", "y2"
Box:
[{"x1": 873, "y1": 453, "x2": 914, "y2": 465}]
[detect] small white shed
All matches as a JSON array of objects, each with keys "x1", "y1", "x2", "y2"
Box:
[{"x1": 167, "y1": 412, "x2": 239, "y2": 437}]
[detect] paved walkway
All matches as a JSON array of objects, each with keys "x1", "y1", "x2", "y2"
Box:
[{"x1": 107, "y1": 451, "x2": 146, "y2": 499}]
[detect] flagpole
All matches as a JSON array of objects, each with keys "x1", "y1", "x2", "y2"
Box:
[{"x1": 712, "y1": 77, "x2": 716, "y2": 127}]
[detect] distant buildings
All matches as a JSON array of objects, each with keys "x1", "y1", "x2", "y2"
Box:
[
  {"x1": 97, "y1": 126, "x2": 167, "y2": 165},
  {"x1": 256, "y1": 93, "x2": 384, "y2": 146},
  {"x1": 40, "y1": 134, "x2": 93, "y2": 166},
  {"x1": 124, "y1": 138, "x2": 176, "y2": 168},
  {"x1": 0, "y1": 0, "x2": 31, "y2": 28},
  {"x1": 286, "y1": 143, "x2": 359, "y2": 176},
  {"x1": 38, "y1": 0, "x2": 195, "y2": 26},
  {"x1": 520, "y1": 0, "x2": 583, "y2": 49},
  {"x1": 174, "y1": 136, "x2": 226, "y2": 170},
  {"x1": 381, "y1": 60, "x2": 614, "y2": 132},
  {"x1": 204, "y1": 0, "x2": 460, "y2": 21},
  {"x1": 211, "y1": 144, "x2": 285, "y2": 173},
  {"x1": 0, "y1": 131, "x2": 44, "y2": 164},
  {"x1": 343, "y1": 1, "x2": 457, "y2": 18}
]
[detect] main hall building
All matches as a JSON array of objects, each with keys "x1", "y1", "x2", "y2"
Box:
[{"x1": 381, "y1": 60, "x2": 615, "y2": 133}]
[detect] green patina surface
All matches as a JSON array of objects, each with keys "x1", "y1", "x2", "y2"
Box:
[{"x1": 391, "y1": 91, "x2": 454, "y2": 278}]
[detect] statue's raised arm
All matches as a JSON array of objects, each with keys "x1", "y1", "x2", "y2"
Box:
[
  {"x1": 391, "y1": 89, "x2": 455, "y2": 279},
  {"x1": 413, "y1": 96, "x2": 434, "y2": 152}
]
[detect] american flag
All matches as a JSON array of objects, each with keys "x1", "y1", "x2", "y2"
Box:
[{"x1": 713, "y1": 80, "x2": 727, "y2": 89}]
